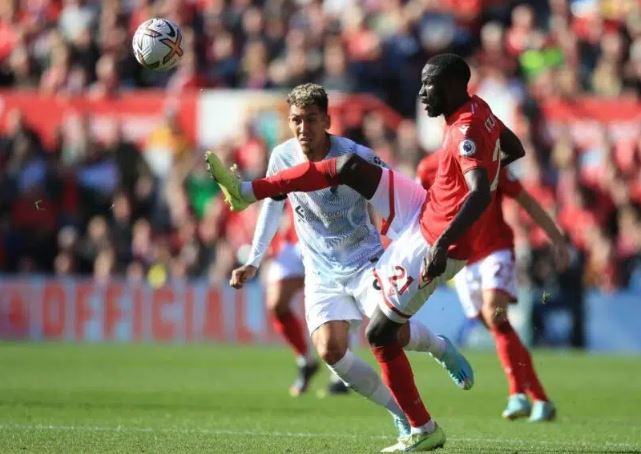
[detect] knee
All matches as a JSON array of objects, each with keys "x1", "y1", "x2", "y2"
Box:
[
  {"x1": 316, "y1": 339, "x2": 348, "y2": 365},
  {"x1": 366, "y1": 320, "x2": 396, "y2": 347},
  {"x1": 267, "y1": 294, "x2": 290, "y2": 318},
  {"x1": 335, "y1": 152, "x2": 361, "y2": 179},
  {"x1": 481, "y1": 291, "x2": 511, "y2": 329},
  {"x1": 481, "y1": 303, "x2": 509, "y2": 330},
  {"x1": 335, "y1": 152, "x2": 381, "y2": 199}
]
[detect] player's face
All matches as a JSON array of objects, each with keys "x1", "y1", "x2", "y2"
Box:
[
  {"x1": 418, "y1": 64, "x2": 445, "y2": 117},
  {"x1": 288, "y1": 104, "x2": 330, "y2": 157}
]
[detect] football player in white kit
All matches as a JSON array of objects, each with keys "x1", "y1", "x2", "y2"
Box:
[
  {"x1": 234, "y1": 203, "x2": 350, "y2": 396},
  {"x1": 223, "y1": 83, "x2": 473, "y2": 444}
]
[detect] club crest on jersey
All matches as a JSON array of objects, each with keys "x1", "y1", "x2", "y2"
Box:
[{"x1": 459, "y1": 139, "x2": 476, "y2": 157}]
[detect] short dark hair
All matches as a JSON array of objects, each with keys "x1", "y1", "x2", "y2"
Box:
[
  {"x1": 426, "y1": 53, "x2": 471, "y2": 86},
  {"x1": 287, "y1": 83, "x2": 328, "y2": 113}
]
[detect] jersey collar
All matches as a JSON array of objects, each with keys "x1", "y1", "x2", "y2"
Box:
[
  {"x1": 296, "y1": 134, "x2": 335, "y2": 161},
  {"x1": 445, "y1": 95, "x2": 475, "y2": 126}
]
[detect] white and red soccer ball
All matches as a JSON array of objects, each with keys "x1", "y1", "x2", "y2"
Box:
[{"x1": 132, "y1": 18, "x2": 184, "y2": 71}]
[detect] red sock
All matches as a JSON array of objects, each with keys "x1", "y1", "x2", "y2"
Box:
[
  {"x1": 252, "y1": 159, "x2": 339, "y2": 200},
  {"x1": 371, "y1": 342, "x2": 431, "y2": 427},
  {"x1": 517, "y1": 344, "x2": 549, "y2": 402},
  {"x1": 492, "y1": 321, "x2": 548, "y2": 401},
  {"x1": 272, "y1": 312, "x2": 308, "y2": 357}
]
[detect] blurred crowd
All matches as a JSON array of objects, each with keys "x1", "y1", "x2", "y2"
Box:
[
  {"x1": 3, "y1": 0, "x2": 641, "y2": 111},
  {"x1": 1, "y1": 0, "x2": 641, "y2": 293}
]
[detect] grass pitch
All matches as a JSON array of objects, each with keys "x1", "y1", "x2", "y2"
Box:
[{"x1": 0, "y1": 343, "x2": 640, "y2": 453}]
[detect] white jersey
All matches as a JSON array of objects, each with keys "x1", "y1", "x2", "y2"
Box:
[{"x1": 267, "y1": 135, "x2": 385, "y2": 280}]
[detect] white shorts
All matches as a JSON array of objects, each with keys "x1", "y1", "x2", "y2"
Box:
[
  {"x1": 454, "y1": 248, "x2": 517, "y2": 318},
  {"x1": 304, "y1": 264, "x2": 378, "y2": 335},
  {"x1": 266, "y1": 242, "x2": 305, "y2": 283},
  {"x1": 366, "y1": 169, "x2": 466, "y2": 323}
]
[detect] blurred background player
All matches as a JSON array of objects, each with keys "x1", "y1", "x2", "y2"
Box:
[
  {"x1": 215, "y1": 82, "x2": 474, "y2": 449},
  {"x1": 232, "y1": 202, "x2": 349, "y2": 396},
  {"x1": 418, "y1": 153, "x2": 568, "y2": 422}
]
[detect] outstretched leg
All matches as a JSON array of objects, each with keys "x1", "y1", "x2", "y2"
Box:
[
  {"x1": 205, "y1": 149, "x2": 383, "y2": 211},
  {"x1": 250, "y1": 154, "x2": 426, "y2": 239},
  {"x1": 251, "y1": 153, "x2": 382, "y2": 200}
]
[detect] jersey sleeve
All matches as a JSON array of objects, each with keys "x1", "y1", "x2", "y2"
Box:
[
  {"x1": 245, "y1": 197, "x2": 286, "y2": 268},
  {"x1": 353, "y1": 144, "x2": 388, "y2": 168},
  {"x1": 246, "y1": 147, "x2": 287, "y2": 267},
  {"x1": 499, "y1": 167, "x2": 523, "y2": 199},
  {"x1": 452, "y1": 122, "x2": 495, "y2": 175}
]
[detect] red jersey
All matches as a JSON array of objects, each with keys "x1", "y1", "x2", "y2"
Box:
[
  {"x1": 419, "y1": 95, "x2": 504, "y2": 260},
  {"x1": 415, "y1": 152, "x2": 440, "y2": 189},
  {"x1": 417, "y1": 151, "x2": 524, "y2": 263}
]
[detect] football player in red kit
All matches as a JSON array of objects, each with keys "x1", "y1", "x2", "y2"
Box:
[{"x1": 418, "y1": 152, "x2": 568, "y2": 422}]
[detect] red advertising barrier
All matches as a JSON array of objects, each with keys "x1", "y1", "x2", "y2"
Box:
[
  {"x1": 0, "y1": 90, "x2": 197, "y2": 150},
  {"x1": 540, "y1": 97, "x2": 641, "y2": 147},
  {"x1": 0, "y1": 90, "x2": 405, "y2": 154},
  {"x1": 0, "y1": 278, "x2": 297, "y2": 343}
]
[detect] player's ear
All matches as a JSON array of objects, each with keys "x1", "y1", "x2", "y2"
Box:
[{"x1": 325, "y1": 113, "x2": 331, "y2": 131}]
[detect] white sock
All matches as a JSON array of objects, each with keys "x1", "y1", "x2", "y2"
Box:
[
  {"x1": 240, "y1": 181, "x2": 256, "y2": 201},
  {"x1": 411, "y1": 419, "x2": 435, "y2": 434},
  {"x1": 328, "y1": 371, "x2": 343, "y2": 385},
  {"x1": 404, "y1": 319, "x2": 446, "y2": 358},
  {"x1": 327, "y1": 350, "x2": 404, "y2": 418}
]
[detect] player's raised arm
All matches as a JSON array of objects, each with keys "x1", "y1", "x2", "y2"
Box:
[
  {"x1": 514, "y1": 189, "x2": 569, "y2": 270},
  {"x1": 499, "y1": 127, "x2": 526, "y2": 167},
  {"x1": 498, "y1": 168, "x2": 569, "y2": 271}
]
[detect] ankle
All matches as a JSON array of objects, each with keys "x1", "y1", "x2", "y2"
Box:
[
  {"x1": 410, "y1": 419, "x2": 435, "y2": 434},
  {"x1": 240, "y1": 181, "x2": 256, "y2": 201}
]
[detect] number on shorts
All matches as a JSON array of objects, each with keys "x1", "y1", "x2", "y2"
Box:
[
  {"x1": 389, "y1": 265, "x2": 415, "y2": 295},
  {"x1": 493, "y1": 261, "x2": 514, "y2": 279}
]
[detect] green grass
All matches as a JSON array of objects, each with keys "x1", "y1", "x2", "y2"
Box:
[{"x1": 0, "y1": 343, "x2": 640, "y2": 453}]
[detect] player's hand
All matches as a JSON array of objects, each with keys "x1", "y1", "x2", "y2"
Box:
[
  {"x1": 423, "y1": 241, "x2": 448, "y2": 280},
  {"x1": 552, "y1": 239, "x2": 570, "y2": 272},
  {"x1": 230, "y1": 265, "x2": 257, "y2": 289}
]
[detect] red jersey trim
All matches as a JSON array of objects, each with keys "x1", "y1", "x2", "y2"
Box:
[
  {"x1": 372, "y1": 268, "x2": 412, "y2": 319},
  {"x1": 380, "y1": 170, "x2": 395, "y2": 236}
]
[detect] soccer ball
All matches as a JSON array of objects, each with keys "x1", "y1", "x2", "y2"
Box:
[{"x1": 132, "y1": 18, "x2": 183, "y2": 71}]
